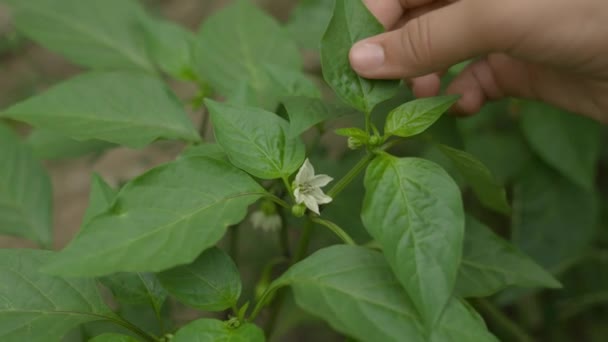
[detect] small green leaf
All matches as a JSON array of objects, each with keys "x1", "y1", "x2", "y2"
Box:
[
  {"x1": 2, "y1": 71, "x2": 201, "y2": 148},
  {"x1": 196, "y1": 0, "x2": 303, "y2": 110},
  {"x1": 173, "y1": 319, "x2": 265, "y2": 342},
  {"x1": 7, "y1": 0, "x2": 154, "y2": 71},
  {"x1": 512, "y1": 161, "x2": 599, "y2": 270},
  {"x1": 385, "y1": 96, "x2": 459, "y2": 138},
  {"x1": 321, "y1": 0, "x2": 400, "y2": 113},
  {"x1": 283, "y1": 97, "x2": 351, "y2": 137},
  {"x1": 101, "y1": 273, "x2": 167, "y2": 317},
  {"x1": 520, "y1": 101, "x2": 601, "y2": 190},
  {"x1": 42, "y1": 157, "x2": 264, "y2": 277},
  {"x1": 27, "y1": 129, "x2": 114, "y2": 160},
  {"x1": 334, "y1": 127, "x2": 368, "y2": 139},
  {"x1": 438, "y1": 144, "x2": 511, "y2": 215},
  {"x1": 0, "y1": 123, "x2": 52, "y2": 246},
  {"x1": 361, "y1": 155, "x2": 464, "y2": 325},
  {"x1": 140, "y1": 16, "x2": 196, "y2": 80},
  {"x1": 82, "y1": 174, "x2": 116, "y2": 226},
  {"x1": 0, "y1": 249, "x2": 114, "y2": 342},
  {"x1": 456, "y1": 216, "x2": 561, "y2": 298},
  {"x1": 88, "y1": 334, "x2": 139, "y2": 342},
  {"x1": 158, "y1": 247, "x2": 241, "y2": 312},
  {"x1": 287, "y1": 0, "x2": 335, "y2": 50},
  {"x1": 207, "y1": 99, "x2": 306, "y2": 179},
  {"x1": 273, "y1": 245, "x2": 496, "y2": 341}
]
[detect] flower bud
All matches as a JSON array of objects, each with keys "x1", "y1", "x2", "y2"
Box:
[{"x1": 291, "y1": 203, "x2": 306, "y2": 217}]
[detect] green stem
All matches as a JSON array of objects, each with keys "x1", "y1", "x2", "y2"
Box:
[
  {"x1": 293, "y1": 218, "x2": 314, "y2": 263},
  {"x1": 264, "y1": 193, "x2": 291, "y2": 209},
  {"x1": 327, "y1": 153, "x2": 375, "y2": 199},
  {"x1": 311, "y1": 217, "x2": 356, "y2": 245},
  {"x1": 474, "y1": 299, "x2": 535, "y2": 342},
  {"x1": 282, "y1": 176, "x2": 295, "y2": 201}
]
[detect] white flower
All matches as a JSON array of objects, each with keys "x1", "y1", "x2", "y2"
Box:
[
  {"x1": 293, "y1": 159, "x2": 333, "y2": 215},
  {"x1": 250, "y1": 211, "x2": 282, "y2": 232}
]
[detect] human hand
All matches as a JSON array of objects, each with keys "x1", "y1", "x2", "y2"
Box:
[{"x1": 349, "y1": 0, "x2": 608, "y2": 123}]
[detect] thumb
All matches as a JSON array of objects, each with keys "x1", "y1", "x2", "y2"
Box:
[{"x1": 350, "y1": 1, "x2": 498, "y2": 79}]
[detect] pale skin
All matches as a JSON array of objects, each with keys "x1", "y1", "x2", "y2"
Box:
[{"x1": 349, "y1": 0, "x2": 608, "y2": 124}]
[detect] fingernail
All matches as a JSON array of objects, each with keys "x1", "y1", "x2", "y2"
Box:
[{"x1": 350, "y1": 42, "x2": 385, "y2": 71}]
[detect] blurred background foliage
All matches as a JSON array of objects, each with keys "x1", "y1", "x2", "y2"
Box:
[{"x1": 0, "y1": 0, "x2": 607, "y2": 341}]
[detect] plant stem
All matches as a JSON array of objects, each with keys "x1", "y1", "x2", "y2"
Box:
[
  {"x1": 327, "y1": 153, "x2": 375, "y2": 199},
  {"x1": 264, "y1": 193, "x2": 291, "y2": 210},
  {"x1": 311, "y1": 217, "x2": 356, "y2": 245},
  {"x1": 293, "y1": 218, "x2": 314, "y2": 264},
  {"x1": 282, "y1": 176, "x2": 295, "y2": 201},
  {"x1": 474, "y1": 298, "x2": 535, "y2": 342}
]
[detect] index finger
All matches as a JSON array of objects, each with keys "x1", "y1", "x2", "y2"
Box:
[{"x1": 363, "y1": 0, "x2": 437, "y2": 29}]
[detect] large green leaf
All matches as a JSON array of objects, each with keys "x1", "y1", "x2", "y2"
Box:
[
  {"x1": 173, "y1": 319, "x2": 265, "y2": 342},
  {"x1": 6, "y1": 0, "x2": 154, "y2": 71},
  {"x1": 42, "y1": 157, "x2": 264, "y2": 277},
  {"x1": 27, "y1": 129, "x2": 114, "y2": 160},
  {"x1": 82, "y1": 174, "x2": 116, "y2": 226},
  {"x1": 287, "y1": 0, "x2": 335, "y2": 50},
  {"x1": 512, "y1": 161, "x2": 599, "y2": 270},
  {"x1": 196, "y1": 0, "x2": 304, "y2": 110},
  {"x1": 88, "y1": 333, "x2": 139, "y2": 342},
  {"x1": 206, "y1": 99, "x2": 306, "y2": 179},
  {"x1": 140, "y1": 16, "x2": 196, "y2": 80},
  {"x1": 273, "y1": 245, "x2": 496, "y2": 341},
  {"x1": 321, "y1": 0, "x2": 400, "y2": 113},
  {"x1": 520, "y1": 101, "x2": 601, "y2": 190},
  {"x1": 455, "y1": 216, "x2": 561, "y2": 298},
  {"x1": 0, "y1": 249, "x2": 113, "y2": 342},
  {"x1": 361, "y1": 155, "x2": 464, "y2": 325},
  {"x1": 158, "y1": 247, "x2": 241, "y2": 312},
  {"x1": 438, "y1": 144, "x2": 511, "y2": 215},
  {"x1": 2, "y1": 71, "x2": 200, "y2": 148},
  {"x1": 0, "y1": 123, "x2": 52, "y2": 246},
  {"x1": 282, "y1": 96, "x2": 353, "y2": 137},
  {"x1": 101, "y1": 273, "x2": 166, "y2": 317},
  {"x1": 385, "y1": 96, "x2": 459, "y2": 138}
]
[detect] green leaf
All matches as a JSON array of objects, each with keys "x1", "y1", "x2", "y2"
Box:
[
  {"x1": 42, "y1": 157, "x2": 264, "y2": 277},
  {"x1": 361, "y1": 155, "x2": 464, "y2": 325},
  {"x1": 438, "y1": 144, "x2": 511, "y2": 215},
  {"x1": 207, "y1": 99, "x2": 306, "y2": 179},
  {"x1": 455, "y1": 216, "x2": 561, "y2": 298},
  {"x1": 512, "y1": 161, "x2": 599, "y2": 270},
  {"x1": 88, "y1": 333, "x2": 139, "y2": 342},
  {"x1": 27, "y1": 129, "x2": 114, "y2": 160},
  {"x1": 101, "y1": 273, "x2": 167, "y2": 317},
  {"x1": 385, "y1": 96, "x2": 459, "y2": 138},
  {"x1": 7, "y1": 0, "x2": 154, "y2": 71},
  {"x1": 273, "y1": 245, "x2": 496, "y2": 341},
  {"x1": 0, "y1": 249, "x2": 113, "y2": 342},
  {"x1": 282, "y1": 96, "x2": 350, "y2": 137},
  {"x1": 2, "y1": 71, "x2": 200, "y2": 148},
  {"x1": 82, "y1": 174, "x2": 116, "y2": 226},
  {"x1": 140, "y1": 16, "x2": 196, "y2": 80},
  {"x1": 158, "y1": 247, "x2": 241, "y2": 311},
  {"x1": 196, "y1": 0, "x2": 303, "y2": 110},
  {"x1": 173, "y1": 319, "x2": 265, "y2": 342},
  {"x1": 0, "y1": 123, "x2": 52, "y2": 246},
  {"x1": 321, "y1": 0, "x2": 400, "y2": 113},
  {"x1": 179, "y1": 144, "x2": 227, "y2": 162},
  {"x1": 520, "y1": 101, "x2": 601, "y2": 190},
  {"x1": 287, "y1": 0, "x2": 335, "y2": 50}
]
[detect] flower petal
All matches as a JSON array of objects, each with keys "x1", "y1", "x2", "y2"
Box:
[
  {"x1": 294, "y1": 187, "x2": 304, "y2": 204},
  {"x1": 310, "y1": 188, "x2": 333, "y2": 205},
  {"x1": 295, "y1": 158, "x2": 314, "y2": 185},
  {"x1": 308, "y1": 174, "x2": 333, "y2": 188},
  {"x1": 302, "y1": 195, "x2": 320, "y2": 215}
]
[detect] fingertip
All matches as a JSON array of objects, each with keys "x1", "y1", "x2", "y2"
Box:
[{"x1": 349, "y1": 41, "x2": 386, "y2": 78}]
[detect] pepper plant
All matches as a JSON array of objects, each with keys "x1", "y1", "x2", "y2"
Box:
[{"x1": 0, "y1": 0, "x2": 605, "y2": 341}]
